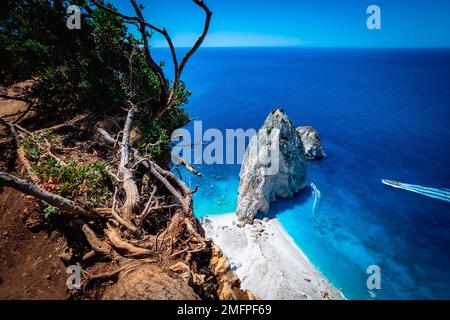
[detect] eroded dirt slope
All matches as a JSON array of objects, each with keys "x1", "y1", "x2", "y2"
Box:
[{"x1": 0, "y1": 187, "x2": 69, "y2": 299}]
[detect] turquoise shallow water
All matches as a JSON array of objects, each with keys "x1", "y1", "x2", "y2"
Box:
[{"x1": 157, "y1": 48, "x2": 450, "y2": 300}]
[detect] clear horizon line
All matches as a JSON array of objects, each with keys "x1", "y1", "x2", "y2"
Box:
[{"x1": 152, "y1": 45, "x2": 450, "y2": 49}]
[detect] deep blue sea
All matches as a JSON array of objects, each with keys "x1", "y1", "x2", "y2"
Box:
[{"x1": 156, "y1": 48, "x2": 450, "y2": 299}]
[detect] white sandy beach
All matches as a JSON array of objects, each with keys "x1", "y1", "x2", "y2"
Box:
[{"x1": 201, "y1": 214, "x2": 344, "y2": 300}]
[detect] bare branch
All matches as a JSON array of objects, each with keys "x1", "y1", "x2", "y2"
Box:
[
  {"x1": 97, "y1": 127, "x2": 116, "y2": 144},
  {"x1": 91, "y1": 0, "x2": 212, "y2": 117},
  {"x1": 90, "y1": 0, "x2": 168, "y2": 101},
  {"x1": 33, "y1": 114, "x2": 88, "y2": 134},
  {"x1": 148, "y1": 162, "x2": 190, "y2": 213},
  {"x1": 178, "y1": 0, "x2": 212, "y2": 79},
  {"x1": 0, "y1": 171, "x2": 96, "y2": 219},
  {"x1": 173, "y1": 156, "x2": 203, "y2": 177},
  {"x1": 0, "y1": 118, "x2": 40, "y2": 184},
  {"x1": 162, "y1": 0, "x2": 212, "y2": 115},
  {"x1": 0, "y1": 93, "x2": 32, "y2": 104}
]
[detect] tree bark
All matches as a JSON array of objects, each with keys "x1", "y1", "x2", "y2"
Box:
[
  {"x1": 0, "y1": 171, "x2": 96, "y2": 219},
  {"x1": 91, "y1": 0, "x2": 212, "y2": 118},
  {"x1": 119, "y1": 103, "x2": 140, "y2": 221}
]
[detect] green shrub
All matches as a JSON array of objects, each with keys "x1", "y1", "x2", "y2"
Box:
[
  {"x1": 36, "y1": 158, "x2": 111, "y2": 210},
  {"x1": 0, "y1": 0, "x2": 181, "y2": 115}
]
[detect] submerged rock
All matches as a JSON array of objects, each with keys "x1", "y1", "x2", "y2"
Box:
[
  {"x1": 296, "y1": 126, "x2": 325, "y2": 160},
  {"x1": 236, "y1": 109, "x2": 307, "y2": 223}
]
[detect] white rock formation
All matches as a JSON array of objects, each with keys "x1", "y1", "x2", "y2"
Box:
[
  {"x1": 296, "y1": 126, "x2": 325, "y2": 160},
  {"x1": 236, "y1": 109, "x2": 307, "y2": 223}
]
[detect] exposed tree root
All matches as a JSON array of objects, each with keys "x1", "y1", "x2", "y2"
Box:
[
  {"x1": 104, "y1": 225, "x2": 153, "y2": 258},
  {"x1": 81, "y1": 223, "x2": 113, "y2": 256},
  {"x1": 0, "y1": 100, "x2": 255, "y2": 300}
]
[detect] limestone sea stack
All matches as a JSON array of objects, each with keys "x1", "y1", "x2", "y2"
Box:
[
  {"x1": 296, "y1": 126, "x2": 325, "y2": 160},
  {"x1": 236, "y1": 109, "x2": 307, "y2": 223}
]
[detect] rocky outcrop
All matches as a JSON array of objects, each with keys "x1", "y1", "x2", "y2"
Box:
[
  {"x1": 236, "y1": 109, "x2": 307, "y2": 223},
  {"x1": 296, "y1": 126, "x2": 325, "y2": 160},
  {"x1": 209, "y1": 244, "x2": 260, "y2": 300}
]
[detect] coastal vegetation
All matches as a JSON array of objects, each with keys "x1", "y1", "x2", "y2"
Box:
[{"x1": 0, "y1": 0, "x2": 252, "y2": 300}]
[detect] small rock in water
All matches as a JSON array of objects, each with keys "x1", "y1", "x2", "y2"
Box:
[{"x1": 296, "y1": 126, "x2": 325, "y2": 160}]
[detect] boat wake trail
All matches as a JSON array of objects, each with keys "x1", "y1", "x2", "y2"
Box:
[
  {"x1": 311, "y1": 182, "x2": 321, "y2": 216},
  {"x1": 382, "y1": 179, "x2": 450, "y2": 203}
]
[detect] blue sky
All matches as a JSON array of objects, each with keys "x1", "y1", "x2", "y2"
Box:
[{"x1": 113, "y1": 0, "x2": 450, "y2": 47}]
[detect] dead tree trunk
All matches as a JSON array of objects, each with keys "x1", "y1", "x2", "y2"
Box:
[
  {"x1": 91, "y1": 0, "x2": 212, "y2": 118},
  {"x1": 118, "y1": 102, "x2": 140, "y2": 222},
  {"x1": 0, "y1": 171, "x2": 95, "y2": 219}
]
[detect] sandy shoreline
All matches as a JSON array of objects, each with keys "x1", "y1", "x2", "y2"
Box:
[{"x1": 200, "y1": 213, "x2": 344, "y2": 300}]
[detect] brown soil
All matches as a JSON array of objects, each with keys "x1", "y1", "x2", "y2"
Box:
[
  {"x1": 0, "y1": 84, "x2": 29, "y2": 118},
  {"x1": 0, "y1": 187, "x2": 69, "y2": 299},
  {"x1": 0, "y1": 92, "x2": 70, "y2": 299}
]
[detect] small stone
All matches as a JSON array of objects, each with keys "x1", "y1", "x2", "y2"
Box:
[
  {"x1": 26, "y1": 215, "x2": 42, "y2": 232},
  {"x1": 299, "y1": 291, "x2": 309, "y2": 299},
  {"x1": 254, "y1": 226, "x2": 264, "y2": 233},
  {"x1": 58, "y1": 251, "x2": 72, "y2": 263},
  {"x1": 236, "y1": 222, "x2": 245, "y2": 228}
]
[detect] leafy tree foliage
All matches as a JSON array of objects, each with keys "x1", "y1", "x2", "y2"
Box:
[{"x1": 0, "y1": 0, "x2": 191, "y2": 158}]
